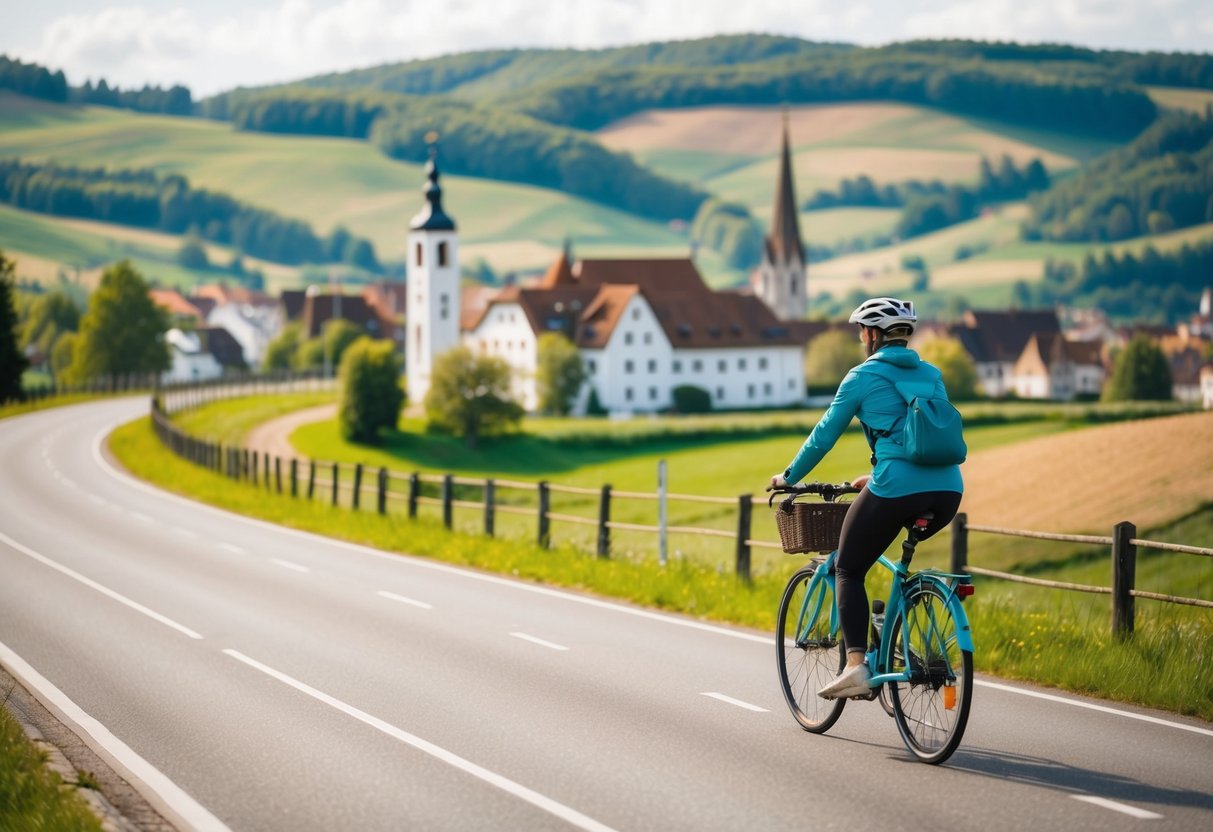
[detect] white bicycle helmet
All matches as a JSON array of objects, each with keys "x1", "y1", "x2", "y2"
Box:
[{"x1": 848, "y1": 297, "x2": 917, "y2": 332}]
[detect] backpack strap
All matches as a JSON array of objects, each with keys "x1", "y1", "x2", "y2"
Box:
[{"x1": 853, "y1": 361, "x2": 942, "y2": 463}]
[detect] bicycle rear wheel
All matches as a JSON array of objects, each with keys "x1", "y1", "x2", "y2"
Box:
[
  {"x1": 887, "y1": 579, "x2": 973, "y2": 764},
  {"x1": 776, "y1": 564, "x2": 845, "y2": 733}
]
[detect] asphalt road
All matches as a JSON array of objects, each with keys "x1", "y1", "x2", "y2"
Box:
[{"x1": 1, "y1": 398, "x2": 1211, "y2": 831}]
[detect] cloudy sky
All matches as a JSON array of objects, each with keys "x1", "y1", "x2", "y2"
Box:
[{"x1": 3, "y1": 0, "x2": 1210, "y2": 98}]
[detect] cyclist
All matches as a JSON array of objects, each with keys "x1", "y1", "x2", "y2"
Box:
[{"x1": 770, "y1": 297, "x2": 963, "y2": 699}]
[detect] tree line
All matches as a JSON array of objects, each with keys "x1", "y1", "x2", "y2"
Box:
[
  {"x1": 213, "y1": 88, "x2": 708, "y2": 222},
  {"x1": 1021, "y1": 240, "x2": 1213, "y2": 323},
  {"x1": 1023, "y1": 110, "x2": 1213, "y2": 242},
  {"x1": 0, "y1": 159, "x2": 381, "y2": 269},
  {"x1": 2, "y1": 54, "x2": 192, "y2": 115}
]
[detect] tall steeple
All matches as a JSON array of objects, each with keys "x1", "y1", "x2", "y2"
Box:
[
  {"x1": 755, "y1": 111, "x2": 807, "y2": 321},
  {"x1": 767, "y1": 111, "x2": 805, "y2": 266},
  {"x1": 410, "y1": 142, "x2": 456, "y2": 232}
]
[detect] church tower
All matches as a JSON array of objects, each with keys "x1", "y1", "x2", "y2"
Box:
[
  {"x1": 406, "y1": 144, "x2": 460, "y2": 405},
  {"x1": 754, "y1": 114, "x2": 807, "y2": 321}
]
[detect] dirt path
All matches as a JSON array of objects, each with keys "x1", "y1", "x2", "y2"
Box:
[{"x1": 244, "y1": 403, "x2": 336, "y2": 460}]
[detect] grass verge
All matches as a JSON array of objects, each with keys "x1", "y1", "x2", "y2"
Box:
[
  {"x1": 0, "y1": 702, "x2": 103, "y2": 832},
  {"x1": 112, "y1": 414, "x2": 1213, "y2": 721}
]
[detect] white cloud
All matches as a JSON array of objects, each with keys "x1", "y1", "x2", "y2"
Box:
[{"x1": 20, "y1": 0, "x2": 1209, "y2": 97}]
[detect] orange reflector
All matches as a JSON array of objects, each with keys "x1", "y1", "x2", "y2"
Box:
[{"x1": 943, "y1": 685, "x2": 957, "y2": 710}]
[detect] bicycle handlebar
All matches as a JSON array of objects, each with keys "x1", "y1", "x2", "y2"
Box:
[{"x1": 766, "y1": 481, "x2": 861, "y2": 507}]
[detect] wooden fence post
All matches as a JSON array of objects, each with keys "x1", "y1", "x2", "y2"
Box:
[
  {"x1": 442, "y1": 474, "x2": 453, "y2": 529},
  {"x1": 290, "y1": 459, "x2": 298, "y2": 497},
  {"x1": 408, "y1": 473, "x2": 419, "y2": 518},
  {"x1": 538, "y1": 481, "x2": 550, "y2": 549},
  {"x1": 307, "y1": 460, "x2": 316, "y2": 499},
  {"x1": 353, "y1": 463, "x2": 363, "y2": 510},
  {"x1": 264, "y1": 453, "x2": 270, "y2": 489},
  {"x1": 331, "y1": 463, "x2": 339, "y2": 507},
  {"x1": 951, "y1": 512, "x2": 968, "y2": 574},
  {"x1": 275, "y1": 456, "x2": 282, "y2": 494},
  {"x1": 484, "y1": 479, "x2": 495, "y2": 537},
  {"x1": 251, "y1": 451, "x2": 259, "y2": 486},
  {"x1": 377, "y1": 467, "x2": 388, "y2": 515},
  {"x1": 1112, "y1": 521, "x2": 1137, "y2": 639},
  {"x1": 597, "y1": 485, "x2": 611, "y2": 559},
  {"x1": 735, "y1": 494, "x2": 753, "y2": 583}
]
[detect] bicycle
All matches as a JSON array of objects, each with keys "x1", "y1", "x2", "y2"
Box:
[{"x1": 770, "y1": 481, "x2": 975, "y2": 764}]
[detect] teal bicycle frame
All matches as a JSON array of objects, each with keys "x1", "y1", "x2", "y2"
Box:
[{"x1": 798, "y1": 549, "x2": 974, "y2": 691}]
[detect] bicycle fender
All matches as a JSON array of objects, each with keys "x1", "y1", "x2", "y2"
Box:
[{"x1": 905, "y1": 574, "x2": 975, "y2": 653}]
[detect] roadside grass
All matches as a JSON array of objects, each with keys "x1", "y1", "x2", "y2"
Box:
[
  {"x1": 113, "y1": 405, "x2": 1213, "y2": 720},
  {"x1": 0, "y1": 394, "x2": 99, "y2": 422},
  {"x1": 0, "y1": 703, "x2": 103, "y2": 832}
]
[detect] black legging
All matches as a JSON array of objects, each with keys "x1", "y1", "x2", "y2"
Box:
[{"x1": 834, "y1": 487, "x2": 962, "y2": 655}]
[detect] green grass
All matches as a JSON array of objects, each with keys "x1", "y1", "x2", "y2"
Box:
[
  {"x1": 0, "y1": 703, "x2": 103, "y2": 832},
  {"x1": 112, "y1": 403, "x2": 1213, "y2": 720}
]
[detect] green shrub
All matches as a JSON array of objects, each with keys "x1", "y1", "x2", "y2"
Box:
[
  {"x1": 339, "y1": 337, "x2": 404, "y2": 443},
  {"x1": 672, "y1": 385, "x2": 712, "y2": 414}
]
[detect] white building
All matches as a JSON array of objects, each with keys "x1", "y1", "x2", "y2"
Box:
[
  {"x1": 162, "y1": 328, "x2": 224, "y2": 383},
  {"x1": 1011, "y1": 332, "x2": 1105, "y2": 401},
  {"x1": 405, "y1": 148, "x2": 461, "y2": 405},
  {"x1": 464, "y1": 254, "x2": 805, "y2": 414}
]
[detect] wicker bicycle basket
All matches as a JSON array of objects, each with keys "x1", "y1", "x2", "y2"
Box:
[{"x1": 775, "y1": 500, "x2": 852, "y2": 554}]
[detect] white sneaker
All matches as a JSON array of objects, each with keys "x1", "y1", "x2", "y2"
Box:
[{"x1": 818, "y1": 664, "x2": 871, "y2": 699}]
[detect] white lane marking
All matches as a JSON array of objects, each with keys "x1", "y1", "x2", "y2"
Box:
[
  {"x1": 0, "y1": 530, "x2": 203, "y2": 640},
  {"x1": 61, "y1": 477, "x2": 77, "y2": 489},
  {"x1": 701, "y1": 692, "x2": 769, "y2": 713},
  {"x1": 89, "y1": 495, "x2": 107, "y2": 506},
  {"x1": 130, "y1": 512, "x2": 155, "y2": 524},
  {"x1": 0, "y1": 640, "x2": 230, "y2": 832},
  {"x1": 271, "y1": 558, "x2": 310, "y2": 573},
  {"x1": 975, "y1": 680, "x2": 1213, "y2": 738},
  {"x1": 217, "y1": 543, "x2": 245, "y2": 555},
  {"x1": 1071, "y1": 795, "x2": 1163, "y2": 819},
  {"x1": 171, "y1": 527, "x2": 198, "y2": 539},
  {"x1": 222, "y1": 650, "x2": 617, "y2": 832},
  {"x1": 90, "y1": 425, "x2": 1212, "y2": 737},
  {"x1": 376, "y1": 590, "x2": 433, "y2": 610},
  {"x1": 510, "y1": 632, "x2": 569, "y2": 652}
]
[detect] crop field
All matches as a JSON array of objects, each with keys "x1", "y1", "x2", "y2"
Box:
[{"x1": 1146, "y1": 84, "x2": 1213, "y2": 114}]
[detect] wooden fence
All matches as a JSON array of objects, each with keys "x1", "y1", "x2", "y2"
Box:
[
  {"x1": 950, "y1": 514, "x2": 1213, "y2": 637},
  {"x1": 150, "y1": 375, "x2": 1213, "y2": 628}
]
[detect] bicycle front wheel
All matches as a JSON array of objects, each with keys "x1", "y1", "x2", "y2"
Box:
[
  {"x1": 776, "y1": 564, "x2": 845, "y2": 733},
  {"x1": 887, "y1": 579, "x2": 973, "y2": 764}
]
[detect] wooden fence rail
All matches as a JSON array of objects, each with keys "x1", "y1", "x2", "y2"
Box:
[
  {"x1": 951, "y1": 513, "x2": 1213, "y2": 638},
  {"x1": 148, "y1": 378, "x2": 1212, "y2": 611}
]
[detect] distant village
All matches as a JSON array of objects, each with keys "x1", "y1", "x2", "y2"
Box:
[{"x1": 134, "y1": 125, "x2": 1213, "y2": 414}]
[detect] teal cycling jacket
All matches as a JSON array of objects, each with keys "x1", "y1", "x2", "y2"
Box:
[{"x1": 783, "y1": 345, "x2": 964, "y2": 499}]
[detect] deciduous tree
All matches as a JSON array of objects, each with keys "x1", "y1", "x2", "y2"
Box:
[
  {"x1": 424, "y1": 346, "x2": 522, "y2": 448},
  {"x1": 63, "y1": 260, "x2": 169, "y2": 385},
  {"x1": 536, "y1": 333, "x2": 586, "y2": 416},
  {"x1": 0, "y1": 252, "x2": 28, "y2": 402},
  {"x1": 917, "y1": 336, "x2": 979, "y2": 401},
  {"x1": 1103, "y1": 334, "x2": 1172, "y2": 401},
  {"x1": 805, "y1": 329, "x2": 862, "y2": 392},
  {"x1": 339, "y1": 337, "x2": 405, "y2": 444}
]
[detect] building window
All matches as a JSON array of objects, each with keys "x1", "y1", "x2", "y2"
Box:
[
  {"x1": 438, "y1": 241, "x2": 449, "y2": 267},
  {"x1": 439, "y1": 294, "x2": 449, "y2": 321},
  {"x1": 643, "y1": 332, "x2": 652, "y2": 345},
  {"x1": 625, "y1": 332, "x2": 634, "y2": 345},
  {"x1": 692, "y1": 359, "x2": 703, "y2": 372},
  {"x1": 625, "y1": 387, "x2": 634, "y2": 402},
  {"x1": 764, "y1": 382, "x2": 772, "y2": 395},
  {"x1": 759, "y1": 357, "x2": 768, "y2": 370},
  {"x1": 672, "y1": 360, "x2": 682, "y2": 373},
  {"x1": 718, "y1": 359, "x2": 727, "y2": 373},
  {"x1": 586, "y1": 359, "x2": 596, "y2": 375},
  {"x1": 716, "y1": 387, "x2": 725, "y2": 401},
  {"x1": 790, "y1": 277, "x2": 798, "y2": 296},
  {"x1": 747, "y1": 384, "x2": 755, "y2": 398},
  {"x1": 738, "y1": 358, "x2": 747, "y2": 371},
  {"x1": 625, "y1": 360, "x2": 634, "y2": 374},
  {"x1": 632, "y1": 308, "x2": 641, "y2": 321},
  {"x1": 788, "y1": 379, "x2": 795, "y2": 389},
  {"x1": 415, "y1": 242, "x2": 423, "y2": 268},
  {"x1": 647, "y1": 359, "x2": 657, "y2": 373},
  {"x1": 649, "y1": 386, "x2": 658, "y2": 400}
]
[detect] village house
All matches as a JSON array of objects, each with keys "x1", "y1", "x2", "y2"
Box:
[
  {"x1": 1011, "y1": 332, "x2": 1105, "y2": 400},
  {"x1": 405, "y1": 130, "x2": 810, "y2": 413},
  {"x1": 948, "y1": 309, "x2": 1063, "y2": 397},
  {"x1": 162, "y1": 326, "x2": 246, "y2": 382}
]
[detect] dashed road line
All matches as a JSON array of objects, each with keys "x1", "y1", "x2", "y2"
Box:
[
  {"x1": 271, "y1": 558, "x2": 310, "y2": 573},
  {"x1": 701, "y1": 692, "x2": 768, "y2": 713},
  {"x1": 217, "y1": 543, "x2": 245, "y2": 555},
  {"x1": 1071, "y1": 795, "x2": 1163, "y2": 819},
  {"x1": 510, "y1": 632, "x2": 569, "y2": 652},
  {"x1": 376, "y1": 590, "x2": 433, "y2": 609},
  {"x1": 130, "y1": 512, "x2": 154, "y2": 524},
  {"x1": 222, "y1": 649, "x2": 617, "y2": 832},
  {"x1": 0, "y1": 530, "x2": 203, "y2": 640}
]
